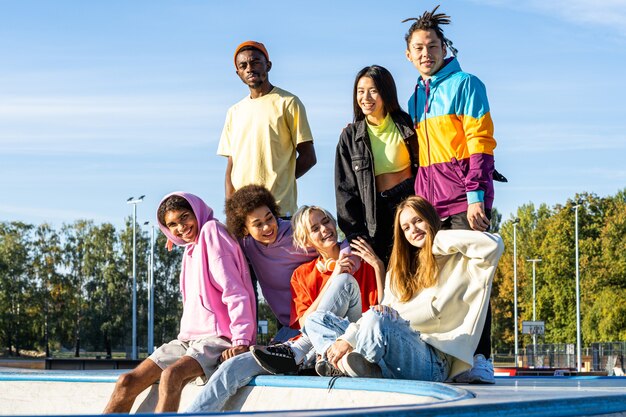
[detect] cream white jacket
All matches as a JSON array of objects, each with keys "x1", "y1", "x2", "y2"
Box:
[{"x1": 340, "y1": 230, "x2": 504, "y2": 378}]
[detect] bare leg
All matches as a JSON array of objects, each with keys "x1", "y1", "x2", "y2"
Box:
[
  {"x1": 103, "y1": 359, "x2": 162, "y2": 413},
  {"x1": 155, "y1": 356, "x2": 204, "y2": 412}
]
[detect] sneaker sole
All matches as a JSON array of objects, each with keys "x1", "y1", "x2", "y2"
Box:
[
  {"x1": 453, "y1": 375, "x2": 495, "y2": 384},
  {"x1": 250, "y1": 346, "x2": 298, "y2": 375},
  {"x1": 315, "y1": 360, "x2": 345, "y2": 377},
  {"x1": 341, "y1": 353, "x2": 382, "y2": 378}
]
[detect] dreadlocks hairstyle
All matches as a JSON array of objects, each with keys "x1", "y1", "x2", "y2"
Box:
[{"x1": 402, "y1": 5, "x2": 458, "y2": 56}]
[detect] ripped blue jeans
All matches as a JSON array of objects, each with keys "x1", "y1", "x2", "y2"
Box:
[{"x1": 305, "y1": 308, "x2": 450, "y2": 381}]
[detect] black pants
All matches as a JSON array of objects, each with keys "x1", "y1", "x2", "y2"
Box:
[
  {"x1": 373, "y1": 178, "x2": 414, "y2": 267},
  {"x1": 442, "y1": 210, "x2": 492, "y2": 360}
]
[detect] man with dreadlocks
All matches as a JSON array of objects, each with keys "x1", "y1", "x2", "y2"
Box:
[{"x1": 403, "y1": 5, "x2": 498, "y2": 384}]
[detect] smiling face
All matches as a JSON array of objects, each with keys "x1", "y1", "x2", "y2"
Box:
[
  {"x1": 244, "y1": 205, "x2": 278, "y2": 245},
  {"x1": 399, "y1": 206, "x2": 430, "y2": 249},
  {"x1": 356, "y1": 76, "x2": 386, "y2": 124},
  {"x1": 405, "y1": 29, "x2": 446, "y2": 79},
  {"x1": 164, "y1": 209, "x2": 198, "y2": 244},
  {"x1": 306, "y1": 210, "x2": 338, "y2": 253},
  {"x1": 235, "y1": 49, "x2": 271, "y2": 89}
]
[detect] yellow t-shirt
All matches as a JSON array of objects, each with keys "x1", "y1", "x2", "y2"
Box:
[
  {"x1": 366, "y1": 113, "x2": 410, "y2": 176},
  {"x1": 218, "y1": 87, "x2": 314, "y2": 216}
]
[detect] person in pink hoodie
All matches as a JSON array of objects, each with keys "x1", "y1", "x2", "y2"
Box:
[{"x1": 103, "y1": 192, "x2": 256, "y2": 413}]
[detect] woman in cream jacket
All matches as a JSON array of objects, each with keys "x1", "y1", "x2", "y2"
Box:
[{"x1": 305, "y1": 195, "x2": 504, "y2": 381}]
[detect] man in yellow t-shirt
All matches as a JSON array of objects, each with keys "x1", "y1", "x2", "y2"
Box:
[{"x1": 218, "y1": 41, "x2": 316, "y2": 217}]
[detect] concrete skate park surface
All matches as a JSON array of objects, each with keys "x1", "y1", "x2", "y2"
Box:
[{"x1": 1, "y1": 368, "x2": 626, "y2": 416}]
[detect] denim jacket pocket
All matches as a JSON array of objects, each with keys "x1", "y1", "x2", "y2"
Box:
[{"x1": 351, "y1": 156, "x2": 371, "y2": 174}]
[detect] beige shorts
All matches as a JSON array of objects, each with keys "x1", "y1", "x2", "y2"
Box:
[{"x1": 147, "y1": 335, "x2": 232, "y2": 382}]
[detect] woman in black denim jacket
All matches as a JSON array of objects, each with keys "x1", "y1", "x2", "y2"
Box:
[{"x1": 335, "y1": 65, "x2": 419, "y2": 266}]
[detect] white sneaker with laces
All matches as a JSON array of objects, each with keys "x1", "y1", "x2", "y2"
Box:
[{"x1": 452, "y1": 354, "x2": 495, "y2": 384}]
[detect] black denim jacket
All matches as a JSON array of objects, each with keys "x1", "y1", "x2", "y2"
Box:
[{"x1": 335, "y1": 111, "x2": 419, "y2": 242}]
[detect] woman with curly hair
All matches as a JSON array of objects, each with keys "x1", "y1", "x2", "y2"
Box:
[{"x1": 225, "y1": 184, "x2": 317, "y2": 340}]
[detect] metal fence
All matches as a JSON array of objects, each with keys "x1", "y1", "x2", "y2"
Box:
[{"x1": 494, "y1": 342, "x2": 626, "y2": 373}]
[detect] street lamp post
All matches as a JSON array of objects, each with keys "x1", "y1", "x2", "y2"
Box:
[
  {"x1": 513, "y1": 218, "x2": 520, "y2": 366},
  {"x1": 527, "y1": 258, "x2": 542, "y2": 353},
  {"x1": 144, "y1": 221, "x2": 155, "y2": 355},
  {"x1": 127, "y1": 195, "x2": 144, "y2": 360},
  {"x1": 573, "y1": 200, "x2": 583, "y2": 372}
]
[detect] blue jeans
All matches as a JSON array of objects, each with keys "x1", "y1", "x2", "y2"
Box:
[
  {"x1": 186, "y1": 273, "x2": 363, "y2": 412},
  {"x1": 313, "y1": 273, "x2": 362, "y2": 324},
  {"x1": 303, "y1": 273, "x2": 362, "y2": 357},
  {"x1": 186, "y1": 351, "x2": 266, "y2": 412},
  {"x1": 306, "y1": 308, "x2": 450, "y2": 382},
  {"x1": 272, "y1": 325, "x2": 301, "y2": 343}
]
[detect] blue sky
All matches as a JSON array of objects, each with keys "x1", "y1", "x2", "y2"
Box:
[{"x1": 1, "y1": 0, "x2": 625, "y2": 230}]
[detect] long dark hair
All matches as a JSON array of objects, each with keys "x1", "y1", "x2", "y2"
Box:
[{"x1": 352, "y1": 65, "x2": 404, "y2": 123}]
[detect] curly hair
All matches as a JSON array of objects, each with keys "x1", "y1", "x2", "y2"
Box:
[
  {"x1": 402, "y1": 5, "x2": 457, "y2": 55},
  {"x1": 225, "y1": 185, "x2": 280, "y2": 239},
  {"x1": 157, "y1": 195, "x2": 193, "y2": 226}
]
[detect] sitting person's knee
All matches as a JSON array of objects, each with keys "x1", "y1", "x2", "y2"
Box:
[
  {"x1": 360, "y1": 309, "x2": 385, "y2": 330},
  {"x1": 333, "y1": 272, "x2": 358, "y2": 288},
  {"x1": 304, "y1": 310, "x2": 327, "y2": 329},
  {"x1": 116, "y1": 371, "x2": 137, "y2": 389},
  {"x1": 159, "y1": 364, "x2": 189, "y2": 388}
]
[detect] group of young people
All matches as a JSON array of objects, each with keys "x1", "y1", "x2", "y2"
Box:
[{"x1": 103, "y1": 6, "x2": 505, "y2": 414}]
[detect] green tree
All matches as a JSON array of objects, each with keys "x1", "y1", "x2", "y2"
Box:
[
  {"x1": 491, "y1": 202, "x2": 549, "y2": 352},
  {"x1": 0, "y1": 222, "x2": 34, "y2": 355},
  {"x1": 61, "y1": 220, "x2": 95, "y2": 356},
  {"x1": 79, "y1": 223, "x2": 129, "y2": 356},
  {"x1": 152, "y1": 231, "x2": 182, "y2": 346},
  {"x1": 31, "y1": 223, "x2": 63, "y2": 356}
]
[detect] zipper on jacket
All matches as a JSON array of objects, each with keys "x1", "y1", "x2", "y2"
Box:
[{"x1": 424, "y1": 79, "x2": 433, "y2": 203}]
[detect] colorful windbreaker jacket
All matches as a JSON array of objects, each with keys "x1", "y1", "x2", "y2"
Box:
[
  {"x1": 408, "y1": 57, "x2": 496, "y2": 218},
  {"x1": 157, "y1": 192, "x2": 256, "y2": 346}
]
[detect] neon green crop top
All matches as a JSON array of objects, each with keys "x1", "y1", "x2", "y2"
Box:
[{"x1": 366, "y1": 113, "x2": 411, "y2": 176}]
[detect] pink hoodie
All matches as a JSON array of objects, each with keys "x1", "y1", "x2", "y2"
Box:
[{"x1": 157, "y1": 192, "x2": 256, "y2": 346}]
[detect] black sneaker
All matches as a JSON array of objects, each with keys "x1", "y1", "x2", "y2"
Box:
[
  {"x1": 315, "y1": 359, "x2": 345, "y2": 377},
  {"x1": 340, "y1": 352, "x2": 382, "y2": 378},
  {"x1": 250, "y1": 344, "x2": 298, "y2": 374}
]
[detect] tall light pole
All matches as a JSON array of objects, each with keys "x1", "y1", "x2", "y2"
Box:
[
  {"x1": 513, "y1": 218, "x2": 520, "y2": 366},
  {"x1": 144, "y1": 221, "x2": 155, "y2": 355},
  {"x1": 573, "y1": 200, "x2": 583, "y2": 372},
  {"x1": 127, "y1": 195, "x2": 144, "y2": 360},
  {"x1": 527, "y1": 258, "x2": 542, "y2": 351}
]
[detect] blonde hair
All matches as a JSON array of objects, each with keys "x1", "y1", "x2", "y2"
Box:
[
  {"x1": 291, "y1": 205, "x2": 337, "y2": 251},
  {"x1": 388, "y1": 196, "x2": 441, "y2": 302}
]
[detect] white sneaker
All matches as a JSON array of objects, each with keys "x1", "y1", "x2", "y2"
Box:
[
  {"x1": 452, "y1": 354, "x2": 495, "y2": 384},
  {"x1": 339, "y1": 352, "x2": 382, "y2": 378}
]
